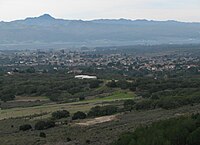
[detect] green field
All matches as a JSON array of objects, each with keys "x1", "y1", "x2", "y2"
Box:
[
  {"x1": 0, "y1": 102, "x2": 94, "y2": 120},
  {"x1": 82, "y1": 90, "x2": 135, "y2": 103},
  {"x1": 0, "y1": 90, "x2": 135, "y2": 120}
]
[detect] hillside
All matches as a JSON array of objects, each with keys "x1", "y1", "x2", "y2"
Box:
[{"x1": 1, "y1": 14, "x2": 200, "y2": 49}]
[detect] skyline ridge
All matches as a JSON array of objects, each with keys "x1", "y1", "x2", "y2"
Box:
[{"x1": 1, "y1": 14, "x2": 200, "y2": 24}]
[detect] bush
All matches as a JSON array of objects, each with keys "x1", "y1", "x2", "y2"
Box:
[
  {"x1": 124, "y1": 100, "x2": 136, "y2": 111},
  {"x1": 135, "y1": 100, "x2": 155, "y2": 110},
  {"x1": 187, "y1": 128, "x2": 200, "y2": 145},
  {"x1": 112, "y1": 115, "x2": 200, "y2": 145},
  {"x1": 72, "y1": 111, "x2": 87, "y2": 120},
  {"x1": 89, "y1": 80, "x2": 102, "y2": 88},
  {"x1": 35, "y1": 121, "x2": 46, "y2": 130},
  {"x1": 79, "y1": 96, "x2": 85, "y2": 101},
  {"x1": 88, "y1": 105, "x2": 118, "y2": 117},
  {"x1": 86, "y1": 139, "x2": 91, "y2": 144},
  {"x1": 67, "y1": 137, "x2": 72, "y2": 142},
  {"x1": 45, "y1": 120, "x2": 56, "y2": 128},
  {"x1": 0, "y1": 93, "x2": 15, "y2": 102},
  {"x1": 19, "y1": 124, "x2": 32, "y2": 131},
  {"x1": 39, "y1": 132, "x2": 46, "y2": 138},
  {"x1": 52, "y1": 110, "x2": 70, "y2": 119},
  {"x1": 35, "y1": 120, "x2": 55, "y2": 130},
  {"x1": 106, "y1": 80, "x2": 117, "y2": 88},
  {"x1": 113, "y1": 133, "x2": 136, "y2": 145}
]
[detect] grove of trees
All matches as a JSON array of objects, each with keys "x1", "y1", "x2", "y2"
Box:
[{"x1": 113, "y1": 113, "x2": 200, "y2": 145}]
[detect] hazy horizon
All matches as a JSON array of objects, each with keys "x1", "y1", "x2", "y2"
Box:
[
  {"x1": 2, "y1": 13, "x2": 200, "y2": 23},
  {"x1": 0, "y1": 0, "x2": 200, "y2": 22}
]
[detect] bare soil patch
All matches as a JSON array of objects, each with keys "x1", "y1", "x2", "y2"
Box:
[{"x1": 76, "y1": 115, "x2": 118, "y2": 126}]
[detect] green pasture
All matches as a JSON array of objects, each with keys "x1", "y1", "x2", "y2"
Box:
[{"x1": 0, "y1": 90, "x2": 135, "y2": 120}]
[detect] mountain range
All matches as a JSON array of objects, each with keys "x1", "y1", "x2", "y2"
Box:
[{"x1": 1, "y1": 14, "x2": 200, "y2": 49}]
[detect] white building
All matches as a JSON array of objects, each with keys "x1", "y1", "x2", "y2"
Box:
[{"x1": 75, "y1": 75, "x2": 97, "y2": 79}]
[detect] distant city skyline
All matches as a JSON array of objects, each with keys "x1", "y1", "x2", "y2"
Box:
[{"x1": 0, "y1": 0, "x2": 200, "y2": 22}]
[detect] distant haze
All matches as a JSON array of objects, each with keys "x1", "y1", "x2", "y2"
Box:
[
  {"x1": 0, "y1": 0, "x2": 200, "y2": 22},
  {"x1": 1, "y1": 14, "x2": 200, "y2": 50}
]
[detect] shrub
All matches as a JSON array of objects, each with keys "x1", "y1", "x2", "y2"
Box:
[
  {"x1": 72, "y1": 111, "x2": 87, "y2": 120},
  {"x1": 86, "y1": 139, "x2": 91, "y2": 144},
  {"x1": 89, "y1": 80, "x2": 101, "y2": 88},
  {"x1": 45, "y1": 120, "x2": 56, "y2": 128},
  {"x1": 112, "y1": 115, "x2": 200, "y2": 145},
  {"x1": 79, "y1": 96, "x2": 85, "y2": 101},
  {"x1": 35, "y1": 121, "x2": 46, "y2": 130},
  {"x1": 0, "y1": 93, "x2": 15, "y2": 102},
  {"x1": 106, "y1": 80, "x2": 117, "y2": 88},
  {"x1": 187, "y1": 128, "x2": 200, "y2": 145},
  {"x1": 19, "y1": 124, "x2": 32, "y2": 131},
  {"x1": 39, "y1": 132, "x2": 46, "y2": 138},
  {"x1": 52, "y1": 110, "x2": 70, "y2": 119},
  {"x1": 88, "y1": 105, "x2": 118, "y2": 117},
  {"x1": 124, "y1": 100, "x2": 136, "y2": 111},
  {"x1": 35, "y1": 120, "x2": 55, "y2": 130},
  {"x1": 135, "y1": 100, "x2": 155, "y2": 110},
  {"x1": 67, "y1": 137, "x2": 72, "y2": 142}
]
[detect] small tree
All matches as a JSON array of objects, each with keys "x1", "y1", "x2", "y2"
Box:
[
  {"x1": 45, "y1": 120, "x2": 56, "y2": 128},
  {"x1": 19, "y1": 124, "x2": 32, "y2": 131},
  {"x1": 89, "y1": 80, "x2": 101, "y2": 88},
  {"x1": 52, "y1": 110, "x2": 70, "y2": 119},
  {"x1": 79, "y1": 96, "x2": 85, "y2": 101},
  {"x1": 124, "y1": 100, "x2": 136, "y2": 111},
  {"x1": 106, "y1": 80, "x2": 117, "y2": 88},
  {"x1": 35, "y1": 121, "x2": 46, "y2": 130},
  {"x1": 88, "y1": 105, "x2": 118, "y2": 117},
  {"x1": 187, "y1": 128, "x2": 200, "y2": 145},
  {"x1": 72, "y1": 111, "x2": 87, "y2": 120},
  {"x1": 35, "y1": 120, "x2": 55, "y2": 130},
  {"x1": 39, "y1": 132, "x2": 46, "y2": 138}
]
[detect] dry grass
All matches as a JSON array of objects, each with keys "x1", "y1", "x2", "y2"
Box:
[{"x1": 0, "y1": 102, "x2": 95, "y2": 120}]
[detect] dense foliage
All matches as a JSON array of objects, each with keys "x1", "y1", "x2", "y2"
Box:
[
  {"x1": 124, "y1": 100, "x2": 136, "y2": 111},
  {"x1": 35, "y1": 120, "x2": 55, "y2": 130},
  {"x1": 113, "y1": 114, "x2": 200, "y2": 145},
  {"x1": 107, "y1": 77, "x2": 200, "y2": 110},
  {"x1": 19, "y1": 124, "x2": 32, "y2": 131},
  {"x1": 88, "y1": 105, "x2": 118, "y2": 117},
  {"x1": 0, "y1": 74, "x2": 103, "y2": 102},
  {"x1": 39, "y1": 132, "x2": 46, "y2": 138},
  {"x1": 72, "y1": 111, "x2": 87, "y2": 120},
  {"x1": 52, "y1": 110, "x2": 70, "y2": 119}
]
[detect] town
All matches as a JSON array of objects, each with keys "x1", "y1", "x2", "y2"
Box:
[{"x1": 0, "y1": 47, "x2": 200, "y2": 77}]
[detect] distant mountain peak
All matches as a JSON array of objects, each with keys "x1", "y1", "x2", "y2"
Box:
[
  {"x1": 38, "y1": 14, "x2": 55, "y2": 20},
  {"x1": 25, "y1": 14, "x2": 55, "y2": 21}
]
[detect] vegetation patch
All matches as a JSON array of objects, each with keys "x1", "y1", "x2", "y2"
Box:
[{"x1": 112, "y1": 113, "x2": 200, "y2": 145}]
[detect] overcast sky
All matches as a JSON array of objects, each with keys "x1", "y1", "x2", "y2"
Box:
[{"x1": 0, "y1": 0, "x2": 200, "y2": 22}]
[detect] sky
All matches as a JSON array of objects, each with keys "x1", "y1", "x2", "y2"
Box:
[{"x1": 0, "y1": 0, "x2": 200, "y2": 22}]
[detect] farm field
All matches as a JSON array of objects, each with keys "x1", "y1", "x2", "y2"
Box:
[
  {"x1": 14, "y1": 96, "x2": 50, "y2": 102},
  {"x1": 81, "y1": 90, "x2": 135, "y2": 103},
  {"x1": 0, "y1": 90, "x2": 135, "y2": 120}
]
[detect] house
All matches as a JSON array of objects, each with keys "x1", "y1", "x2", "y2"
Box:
[{"x1": 75, "y1": 75, "x2": 97, "y2": 79}]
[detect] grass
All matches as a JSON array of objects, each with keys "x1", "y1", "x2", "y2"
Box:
[
  {"x1": 0, "y1": 102, "x2": 95, "y2": 120},
  {"x1": 86, "y1": 90, "x2": 135, "y2": 102},
  {"x1": 1, "y1": 104, "x2": 200, "y2": 145},
  {"x1": 14, "y1": 96, "x2": 49, "y2": 102},
  {"x1": 0, "y1": 90, "x2": 135, "y2": 120}
]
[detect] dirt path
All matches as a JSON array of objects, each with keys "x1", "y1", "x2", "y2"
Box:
[{"x1": 76, "y1": 115, "x2": 117, "y2": 126}]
